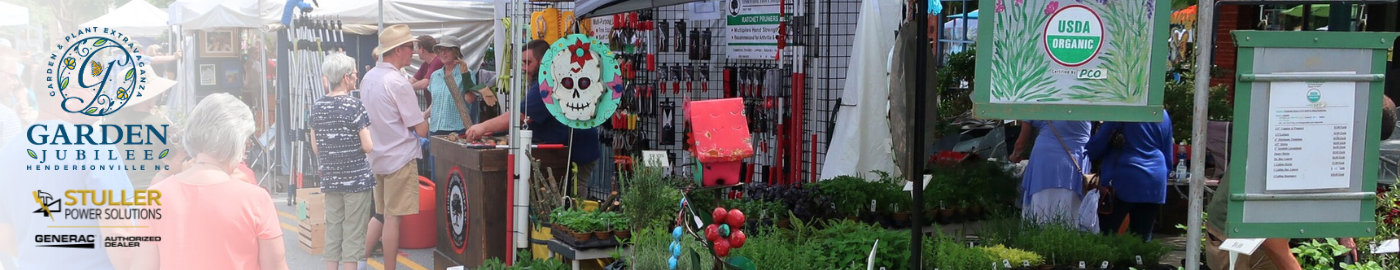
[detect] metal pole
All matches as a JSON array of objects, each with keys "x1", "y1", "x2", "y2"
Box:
[
  {"x1": 911, "y1": 0, "x2": 928, "y2": 268},
  {"x1": 1186, "y1": 0, "x2": 1215, "y2": 268},
  {"x1": 261, "y1": 30, "x2": 270, "y2": 156}
]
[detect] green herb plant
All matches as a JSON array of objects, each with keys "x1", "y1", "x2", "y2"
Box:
[{"x1": 1292, "y1": 239, "x2": 1351, "y2": 270}]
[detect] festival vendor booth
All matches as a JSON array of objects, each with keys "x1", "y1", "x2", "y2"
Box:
[{"x1": 428, "y1": 30, "x2": 625, "y2": 268}]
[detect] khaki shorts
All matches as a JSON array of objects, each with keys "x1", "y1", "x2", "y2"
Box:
[
  {"x1": 324, "y1": 191, "x2": 372, "y2": 263},
  {"x1": 1205, "y1": 224, "x2": 1281, "y2": 270},
  {"x1": 374, "y1": 162, "x2": 420, "y2": 216}
]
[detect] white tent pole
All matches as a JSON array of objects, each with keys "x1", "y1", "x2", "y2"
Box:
[
  {"x1": 261, "y1": 30, "x2": 270, "y2": 145},
  {"x1": 377, "y1": 0, "x2": 384, "y2": 37}
]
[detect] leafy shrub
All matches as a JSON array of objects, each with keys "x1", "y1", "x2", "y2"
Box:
[
  {"x1": 979, "y1": 245, "x2": 1045, "y2": 266},
  {"x1": 619, "y1": 165, "x2": 683, "y2": 230}
]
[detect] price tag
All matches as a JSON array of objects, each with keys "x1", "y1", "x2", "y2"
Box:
[
  {"x1": 447, "y1": 267, "x2": 465, "y2": 270},
  {"x1": 760, "y1": 210, "x2": 768, "y2": 220},
  {"x1": 1022, "y1": 260, "x2": 1030, "y2": 267},
  {"x1": 693, "y1": 216, "x2": 704, "y2": 228},
  {"x1": 1374, "y1": 239, "x2": 1400, "y2": 254},
  {"x1": 1220, "y1": 238, "x2": 1267, "y2": 256},
  {"x1": 1101, "y1": 261, "x2": 1109, "y2": 269},
  {"x1": 1003, "y1": 259, "x2": 1012, "y2": 268},
  {"x1": 1135, "y1": 256, "x2": 1144, "y2": 265},
  {"x1": 1078, "y1": 262, "x2": 1085, "y2": 269},
  {"x1": 642, "y1": 150, "x2": 671, "y2": 167},
  {"x1": 870, "y1": 200, "x2": 877, "y2": 212}
]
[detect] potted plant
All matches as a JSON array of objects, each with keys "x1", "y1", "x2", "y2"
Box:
[
  {"x1": 557, "y1": 212, "x2": 590, "y2": 241},
  {"x1": 601, "y1": 212, "x2": 630, "y2": 240},
  {"x1": 582, "y1": 212, "x2": 611, "y2": 240}
]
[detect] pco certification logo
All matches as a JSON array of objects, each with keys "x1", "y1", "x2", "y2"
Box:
[{"x1": 49, "y1": 27, "x2": 145, "y2": 117}]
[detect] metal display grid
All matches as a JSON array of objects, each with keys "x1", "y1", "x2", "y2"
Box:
[{"x1": 504, "y1": 0, "x2": 861, "y2": 197}]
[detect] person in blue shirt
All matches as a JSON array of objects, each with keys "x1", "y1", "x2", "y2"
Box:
[
  {"x1": 463, "y1": 39, "x2": 602, "y2": 198},
  {"x1": 1085, "y1": 110, "x2": 1174, "y2": 241}
]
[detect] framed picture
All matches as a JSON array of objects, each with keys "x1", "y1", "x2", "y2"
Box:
[
  {"x1": 199, "y1": 64, "x2": 216, "y2": 86},
  {"x1": 200, "y1": 30, "x2": 238, "y2": 58}
]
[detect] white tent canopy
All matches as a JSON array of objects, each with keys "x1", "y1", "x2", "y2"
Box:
[
  {"x1": 168, "y1": 0, "x2": 495, "y2": 66},
  {"x1": 0, "y1": 2, "x2": 30, "y2": 27},
  {"x1": 170, "y1": 0, "x2": 284, "y2": 30},
  {"x1": 303, "y1": 0, "x2": 497, "y2": 68},
  {"x1": 82, "y1": 0, "x2": 171, "y2": 36}
]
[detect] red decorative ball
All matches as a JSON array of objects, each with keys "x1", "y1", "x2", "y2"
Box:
[
  {"x1": 712, "y1": 207, "x2": 729, "y2": 224},
  {"x1": 714, "y1": 238, "x2": 732, "y2": 257},
  {"x1": 730, "y1": 230, "x2": 747, "y2": 248},
  {"x1": 726, "y1": 209, "x2": 746, "y2": 228},
  {"x1": 705, "y1": 224, "x2": 721, "y2": 242}
]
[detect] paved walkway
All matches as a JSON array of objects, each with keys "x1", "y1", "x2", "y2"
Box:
[{"x1": 273, "y1": 193, "x2": 437, "y2": 270}]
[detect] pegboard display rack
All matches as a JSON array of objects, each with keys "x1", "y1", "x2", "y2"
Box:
[{"x1": 504, "y1": 0, "x2": 861, "y2": 196}]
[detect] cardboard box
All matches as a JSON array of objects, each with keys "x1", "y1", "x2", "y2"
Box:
[
  {"x1": 298, "y1": 221, "x2": 326, "y2": 255},
  {"x1": 296, "y1": 188, "x2": 325, "y2": 226}
]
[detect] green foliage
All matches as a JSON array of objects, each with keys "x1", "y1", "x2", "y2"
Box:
[
  {"x1": 979, "y1": 245, "x2": 1045, "y2": 266},
  {"x1": 727, "y1": 226, "x2": 826, "y2": 270},
  {"x1": 1340, "y1": 261, "x2": 1385, "y2": 270},
  {"x1": 815, "y1": 175, "x2": 874, "y2": 216},
  {"x1": 978, "y1": 218, "x2": 1172, "y2": 266},
  {"x1": 1292, "y1": 239, "x2": 1351, "y2": 270},
  {"x1": 477, "y1": 253, "x2": 568, "y2": 270},
  {"x1": 619, "y1": 165, "x2": 683, "y2": 230},
  {"x1": 811, "y1": 220, "x2": 910, "y2": 269},
  {"x1": 1162, "y1": 81, "x2": 1234, "y2": 142},
  {"x1": 929, "y1": 237, "x2": 997, "y2": 270}
]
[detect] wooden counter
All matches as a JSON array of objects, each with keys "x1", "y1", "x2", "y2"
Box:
[{"x1": 430, "y1": 136, "x2": 570, "y2": 269}]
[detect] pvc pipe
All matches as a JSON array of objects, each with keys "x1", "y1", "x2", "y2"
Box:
[{"x1": 515, "y1": 130, "x2": 533, "y2": 249}]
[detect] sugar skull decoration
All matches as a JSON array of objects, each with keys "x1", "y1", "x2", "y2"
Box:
[{"x1": 539, "y1": 34, "x2": 624, "y2": 129}]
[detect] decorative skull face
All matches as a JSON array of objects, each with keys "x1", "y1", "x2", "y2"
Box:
[{"x1": 549, "y1": 44, "x2": 605, "y2": 121}]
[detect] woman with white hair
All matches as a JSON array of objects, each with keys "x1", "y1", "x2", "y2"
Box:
[
  {"x1": 310, "y1": 53, "x2": 376, "y2": 270},
  {"x1": 135, "y1": 93, "x2": 289, "y2": 270}
]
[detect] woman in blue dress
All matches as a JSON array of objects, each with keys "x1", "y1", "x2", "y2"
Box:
[
  {"x1": 1086, "y1": 110, "x2": 1174, "y2": 241},
  {"x1": 1010, "y1": 120, "x2": 1092, "y2": 226}
]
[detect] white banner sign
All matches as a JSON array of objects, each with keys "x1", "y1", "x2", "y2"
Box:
[{"x1": 725, "y1": 0, "x2": 784, "y2": 59}]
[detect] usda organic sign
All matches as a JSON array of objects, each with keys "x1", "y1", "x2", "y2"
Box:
[
  {"x1": 1042, "y1": 5, "x2": 1104, "y2": 67},
  {"x1": 974, "y1": 0, "x2": 1169, "y2": 122}
]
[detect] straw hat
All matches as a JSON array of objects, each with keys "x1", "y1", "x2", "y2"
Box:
[
  {"x1": 126, "y1": 65, "x2": 177, "y2": 106},
  {"x1": 373, "y1": 24, "x2": 415, "y2": 56}
]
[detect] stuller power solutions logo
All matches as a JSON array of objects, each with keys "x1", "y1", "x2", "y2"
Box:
[
  {"x1": 23, "y1": 27, "x2": 172, "y2": 171},
  {"x1": 20, "y1": 28, "x2": 166, "y2": 250}
]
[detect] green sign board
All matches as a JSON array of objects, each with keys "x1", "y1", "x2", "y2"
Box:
[
  {"x1": 974, "y1": 0, "x2": 1170, "y2": 121},
  {"x1": 1224, "y1": 31, "x2": 1398, "y2": 238}
]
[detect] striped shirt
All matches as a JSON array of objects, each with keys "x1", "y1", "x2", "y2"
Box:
[{"x1": 310, "y1": 95, "x2": 375, "y2": 192}]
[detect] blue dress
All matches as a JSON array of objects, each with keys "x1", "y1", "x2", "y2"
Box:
[
  {"x1": 1022, "y1": 120, "x2": 1092, "y2": 203},
  {"x1": 1085, "y1": 110, "x2": 1175, "y2": 204}
]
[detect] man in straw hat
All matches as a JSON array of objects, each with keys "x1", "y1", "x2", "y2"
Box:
[
  {"x1": 104, "y1": 66, "x2": 179, "y2": 190},
  {"x1": 359, "y1": 24, "x2": 427, "y2": 270}
]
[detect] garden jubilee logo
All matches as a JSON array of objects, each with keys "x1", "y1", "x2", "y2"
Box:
[
  {"x1": 51, "y1": 27, "x2": 144, "y2": 117},
  {"x1": 21, "y1": 27, "x2": 173, "y2": 171}
]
